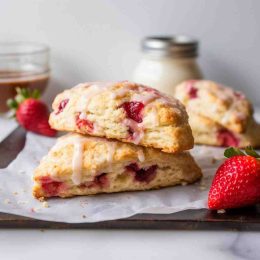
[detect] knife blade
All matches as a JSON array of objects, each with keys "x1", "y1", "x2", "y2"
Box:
[{"x1": 0, "y1": 127, "x2": 26, "y2": 168}]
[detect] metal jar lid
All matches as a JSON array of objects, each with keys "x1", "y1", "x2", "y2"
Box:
[{"x1": 142, "y1": 35, "x2": 198, "y2": 58}]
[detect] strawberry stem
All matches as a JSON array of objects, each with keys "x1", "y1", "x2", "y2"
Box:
[
  {"x1": 7, "y1": 87, "x2": 41, "y2": 111},
  {"x1": 6, "y1": 99, "x2": 18, "y2": 109},
  {"x1": 245, "y1": 146, "x2": 260, "y2": 158}
]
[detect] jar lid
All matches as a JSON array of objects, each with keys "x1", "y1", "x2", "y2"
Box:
[{"x1": 142, "y1": 35, "x2": 198, "y2": 57}]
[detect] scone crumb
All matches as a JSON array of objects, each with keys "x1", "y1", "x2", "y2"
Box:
[
  {"x1": 217, "y1": 209, "x2": 226, "y2": 214},
  {"x1": 199, "y1": 186, "x2": 207, "y2": 191},
  {"x1": 4, "y1": 199, "x2": 11, "y2": 204},
  {"x1": 31, "y1": 207, "x2": 41, "y2": 213},
  {"x1": 181, "y1": 182, "x2": 188, "y2": 186},
  {"x1": 42, "y1": 201, "x2": 49, "y2": 208},
  {"x1": 13, "y1": 192, "x2": 18, "y2": 196},
  {"x1": 38, "y1": 197, "x2": 45, "y2": 202},
  {"x1": 211, "y1": 158, "x2": 217, "y2": 164}
]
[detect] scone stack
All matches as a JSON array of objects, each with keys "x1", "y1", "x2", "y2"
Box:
[{"x1": 33, "y1": 81, "x2": 202, "y2": 199}]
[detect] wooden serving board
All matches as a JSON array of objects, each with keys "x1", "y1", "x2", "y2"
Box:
[{"x1": 0, "y1": 127, "x2": 260, "y2": 230}]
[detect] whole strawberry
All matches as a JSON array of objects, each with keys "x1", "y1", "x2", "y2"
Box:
[
  {"x1": 7, "y1": 88, "x2": 57, "y2": 137},
  {"x1": 208, "y1": 147, "x2": 260, "y2": 210}
]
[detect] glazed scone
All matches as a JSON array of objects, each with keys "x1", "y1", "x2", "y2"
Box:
[
  {"x1": 49, "y1": 81, "x2": 193, "y2": 153},
  {"x1": 33, "y1": 133, "x2": 202, "y2": 199},
  {"x1": 189, "y1": 112, "x2": 260, "y2": 148},
  {"x1": 174, "y1": 80, "x2": 253, "y2": 133}
]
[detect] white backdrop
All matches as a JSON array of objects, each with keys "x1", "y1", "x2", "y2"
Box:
[{"x1": 0, "y1": 0, "x2": 259, "y2": 104}]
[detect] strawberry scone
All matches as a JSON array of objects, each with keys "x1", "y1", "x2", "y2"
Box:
[
  {"x1": 33, "y1": 133, "x2": 202, "y2": 199},
  {"x1": 174, "y1": 80, "x2": 260, "y2": 148},
  {"x1": 49, "y1": 81, "x2": 193, "y2": 153}
]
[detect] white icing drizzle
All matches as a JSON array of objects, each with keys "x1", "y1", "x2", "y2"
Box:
[
  {"x1": 71, "y1": 137, "x2": 84, "y2": 185},
  {"x1": 106, "y1": 142, "x2": 117, "y2": 171},
  {"x1": 83, "y1": 84, "x2": 103, "y2": 109},
  {"x1": 131, "y1": 92, "x2": 158, "y2": 105},
  {"x1": 150, "y1": 108, "x2": 159, "y2": 127},
  {"x1": 137, "y1": 149, "x2": 145, "y2": 162},
  {"x1": 76, "y1": 82, "x2": 114, "y2": 111},
  {"x1": 93, "y1": 122, "x2": 103, "y2": 134},
  {"x1": 106, "y1": 142, "x2": 116, "y2": 162},
  {"x1": 123, "y1": 118, "x2": 144, "y2": 144},
  {"x1": 111, "y1": 86, "x2": 131, "y2": 99},
  {"x1": 79, "y1": 111, "x2": 88, "y2": 120},
  {"x1": 53, "y1": 134, "x2": 121, "y2": 184}
]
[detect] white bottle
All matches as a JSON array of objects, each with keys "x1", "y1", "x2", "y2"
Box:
[{"x1": 133, "y1": 35, "x2": 203, "y2": 96}]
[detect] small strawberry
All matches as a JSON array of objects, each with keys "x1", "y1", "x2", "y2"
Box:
[
  {"x1": 208, "y1": 146, "x2": 260, "y2": 210},
  {"x1": 7, "y1": 88, "x2": 57, "y2": 137}
]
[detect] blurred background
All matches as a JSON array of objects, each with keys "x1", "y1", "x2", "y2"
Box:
[{"x1": 0, "y1": 0, "x2": 259, "y2": 104}]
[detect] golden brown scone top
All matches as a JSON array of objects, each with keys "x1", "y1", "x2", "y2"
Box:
[
  {"x1": 49, "y1": 81, "x2": 194, "y2": 153},
  {"x1": 174, "y1": 80, "x2": 253, "y2": 133}
]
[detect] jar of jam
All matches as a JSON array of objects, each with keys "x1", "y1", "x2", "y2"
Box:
[
  {"x1": 133, "y1": 35, "x2": 203, "y2": 96},
  {"x1": 0, "y1": 42, "x2": 50, "y2": 112}
]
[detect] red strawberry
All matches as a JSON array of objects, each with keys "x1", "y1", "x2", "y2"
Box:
[
  {"x1": 208, "y1": 147, "x2": 260, "y2": 210},
  {"x1": 7, "y1": 88, "x2": 56, "y2": 137},
  {"x1": 120, "y1": 101, "x2": 144, "y2": 123}
]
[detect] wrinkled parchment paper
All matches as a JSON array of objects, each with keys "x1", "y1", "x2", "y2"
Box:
[{"x1": 0, "y1": 132, "x2": 228, "y2": 223}]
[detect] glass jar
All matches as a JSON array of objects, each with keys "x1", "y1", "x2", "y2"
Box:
[
  {"x1": 133, "y1": 35, "x2": 203, "y2": 96},
  {"x1": 0, "y1": 42, "x2": 50, "y2": 112}
]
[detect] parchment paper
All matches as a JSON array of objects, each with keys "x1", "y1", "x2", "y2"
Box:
[{"x1": 0, "y1": 131, "x2": 228, "y2": 223}]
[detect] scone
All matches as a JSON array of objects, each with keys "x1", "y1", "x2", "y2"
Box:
[
  {"x1": 175, "y1": 80, "x2": 253, "y2": 133},
  {"x1": 49, "y1": 81, "x2": 193, "y2": 153},
  {"x1": 189, "y1": 113, "x2": 260, "y2": 147},
  {"x1": 33, "y1": 133, "x2": 202, "y2": 199},
  {"x1": 175, "y1": 80, "x2": 260, "y2": 147}
]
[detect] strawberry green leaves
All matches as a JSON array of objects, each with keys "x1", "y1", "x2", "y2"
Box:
[
  {"x1": 7, "y1": 88, "x2": 40, "y2": 109},
  {"x1": 224, "y1": 146, "x2": 260, "y2": 159},
  {"x1": 245, "y1": 146, "x2": 260, "y2": 158},
  {"x1": 224, "y1": 147, "x2": 245, "y2": 158}
]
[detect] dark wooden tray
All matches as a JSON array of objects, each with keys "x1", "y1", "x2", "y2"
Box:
[{"x1": 0, "y1": 127, "x2": 259, "y2": 230}]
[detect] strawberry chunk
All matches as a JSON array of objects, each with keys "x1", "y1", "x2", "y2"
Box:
[
  {"x1": 186, "y1": 81, "x2": 198, "y2": 99},
  {"x1": 126, "y1": 163, "x2": 157, "y2": 183},
  {"x1": 234, "y1": 91, "x2": 245, "y2": 99},
  {"x1": 121, "y1": 101, "x2": 144, "y2": 123},
  {"x1": 56, "y1": 99, "x2": 69, "y2": 115},
  {"x1": 75, "y1": 113, "x2": 94, "y2": 132},
  {"x1": 81, "y1": 173, "x2": 109, "y2": 189},
  {"x1": 94, "y1": 173, "x2": 109, "y2": 188},
  {"x1": 217, "y1": 129, "x2": 239, "y2": 147},
  {"x1": 126, "y1": 163, "x2": 140, "y2": 172},
  {"x1": 39, "y1": 176, "x2": 63, "y2": 196}
]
